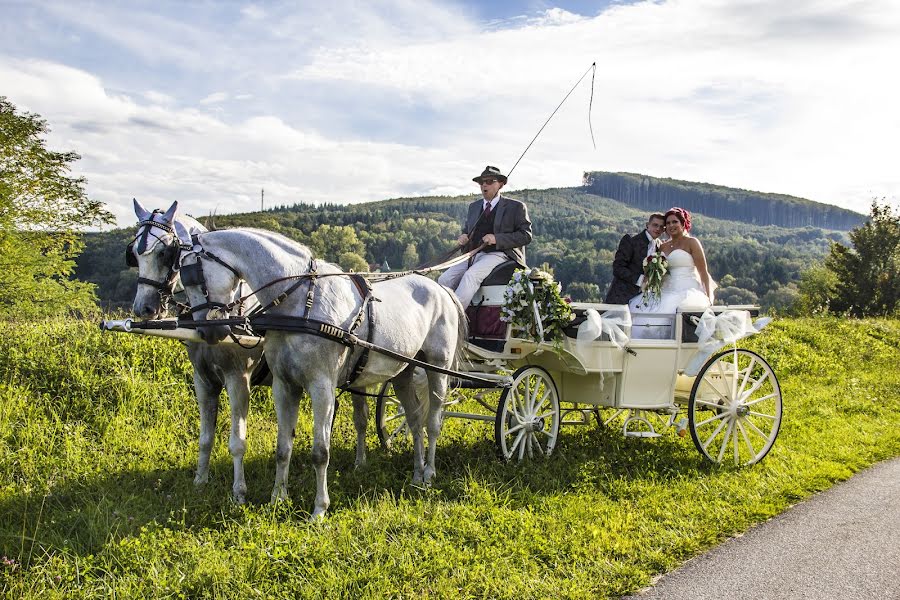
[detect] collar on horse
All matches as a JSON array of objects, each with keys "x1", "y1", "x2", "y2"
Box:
[{"x1": 180, "y1": 233, "x2": 377, "y2": 376}]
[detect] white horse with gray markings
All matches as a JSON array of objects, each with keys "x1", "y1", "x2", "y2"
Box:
[
  {"x1": 176, "y1": 227, "x2": 467, "y2": 519},
  {"x1": 129, "y1": 200, "x2": 267, "y2": 504}
]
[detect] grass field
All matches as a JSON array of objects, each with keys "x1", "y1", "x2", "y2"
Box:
[{"x1": 0, "y1": 317, "x2": 898, "y2": 598}]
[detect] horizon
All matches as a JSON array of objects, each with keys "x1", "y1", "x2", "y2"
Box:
[{"x1": 3, "y1": 0, "x2": 897, "y2": 227}]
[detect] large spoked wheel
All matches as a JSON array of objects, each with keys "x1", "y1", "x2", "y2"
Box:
[
  {"x1": 495, "y1": 366, "x2": 560, "y2": 461},
  {"x1": 688, "y1": 348, "x2": 782, "y2": 466},
  {"x1": 375, "y1": 382, "x2": 411, "y2": 451}
]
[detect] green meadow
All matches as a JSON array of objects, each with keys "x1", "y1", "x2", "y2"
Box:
[{"x1": 1, "y1": 317, "x2": 898, "y2": 599}]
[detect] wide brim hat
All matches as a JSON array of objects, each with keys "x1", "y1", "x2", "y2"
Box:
[{"x1": 473, "y1": 165, "x2": 508, "y2": 184}]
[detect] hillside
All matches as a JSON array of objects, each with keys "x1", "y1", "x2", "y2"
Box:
[
  {"x1": 583, "y1": 171, "x2": 865, "y2": 230},
  {"x1": 2, "y1": 317, "x2": 898, "y2": 597},
  {"x1": 77, "y1": 178, "x2": 852, "y2": 311}
]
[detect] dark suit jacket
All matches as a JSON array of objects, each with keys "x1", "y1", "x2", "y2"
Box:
[
  {"x1": 463, "y1": 194, "x2": 532, "y2": 266},
  {"x1": 604, "y1": 230, "x2": 654, "y2": 304}
]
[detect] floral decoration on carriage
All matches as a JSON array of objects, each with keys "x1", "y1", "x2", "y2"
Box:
[{"x1": 500, "y1": 268, "x2": 574, "y2": 347}]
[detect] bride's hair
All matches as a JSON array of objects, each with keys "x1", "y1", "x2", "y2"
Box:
[{"x1": 665, "y1": 207, "x2": 692, "y2": 232}]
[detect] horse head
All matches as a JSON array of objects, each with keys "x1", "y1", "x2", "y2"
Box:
[
  {"x1": 129, "y1": 199, "x2": 188, "y2": 318},
  {"x1": 178, "y1": 240, "x2": 242, "y2": 345}
]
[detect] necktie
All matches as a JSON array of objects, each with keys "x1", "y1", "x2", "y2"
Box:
[{"x1": 483, "y1": 202, "x2": 492, "y2": 217}]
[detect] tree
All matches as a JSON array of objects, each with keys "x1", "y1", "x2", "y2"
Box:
[
  {"x1": 0, "y1": 97, "x2": 113, "y2": 318},
  {"x1": 793, "y1": 264, "x2": 838, "y2": 315},
  {"x1": 824, "y1": 201, "x2": 900, "y2": 317},
  {"x1": 308, "y1": 224, "x2": 365, "y2": 263},
  {"x1": 566, "y1": 282, "x2": 601, "y2": 302},
  {"x1": 401, "y1": 243, "x2": 419, "y2": 269},
  {"x1": 338, "y1": 251, "x2": 368, "y2": 273}
]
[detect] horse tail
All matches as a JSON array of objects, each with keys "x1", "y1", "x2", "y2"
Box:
[{"x1": 446, "y1": 289, "x2": 468, "y2": 371}]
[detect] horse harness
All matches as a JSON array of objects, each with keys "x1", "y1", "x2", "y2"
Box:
[
  {"x1": 180, "y1": 237, "x2": 378, "y2": 391},
  {"x1": 125, "y1": 212, "x2": 189, "y2": 314},
  {"x1": 128, "y1": 230, "x2": 503, "y2": 389}
]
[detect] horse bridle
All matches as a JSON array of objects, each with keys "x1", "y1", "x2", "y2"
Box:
[{"x1": 125, "y1": 212, "x2": 187, "y2": 312}]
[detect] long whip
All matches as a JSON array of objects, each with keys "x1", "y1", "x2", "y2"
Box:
[{"x1": 507, "y1": 61, "x2": 597, "y2": 178}]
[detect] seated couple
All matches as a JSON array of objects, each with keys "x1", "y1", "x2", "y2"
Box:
[{"x1": 605, "y1": 208, "x2": 715, "y2": 314}]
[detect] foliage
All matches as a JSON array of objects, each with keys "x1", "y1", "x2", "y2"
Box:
[
  {"x1": 0, "y1": 317, "x2": 897, "y2": 598},
  {"x1": 583, "y1": 171, "x2": 865, "y2": 230},
  {"x1": 500, "y1": 268, "x2": 574, "y2": 347},
  {"x1": 76, "y1": 184, "x2": 851, "y2": 314},
  {"x1": 822, "y1": 201, "x2": 900, "y2": 317},
  {"x1": 0, "y1": 97, "x2": 113, "y2": 318},
  {"x1": 794, "y1": 264, "x2": 839, "y2": 315}
]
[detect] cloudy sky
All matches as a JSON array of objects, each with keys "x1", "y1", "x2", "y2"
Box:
[{"x1": 2, "y1": 0, "x2": 897, "y2": 227}]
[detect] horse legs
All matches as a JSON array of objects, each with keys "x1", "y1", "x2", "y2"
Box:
[
  {"x1": 223, "y1": 373, "x2": 251, "y2": 504},
  {"x1": 423, "y1": 371, "x2": 448, "y2": 484},
  {"x1": 271, "y1": 377, "x2": 302, "y2": 504},
  {"x1": 193, "y1": 374, "x2": 222, "y2": 487},
  {"x1": 308, "y1": 379, "x2": 337, "y2": 520},
  {"x1": 394, "y1": 366, "x2": 427, "y2": 483},
  {"x1": 351, "y1": 393, "x2": 369, "y2": 468}
]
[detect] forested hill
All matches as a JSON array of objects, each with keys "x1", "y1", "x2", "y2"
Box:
[
  {"x1": 78, "y1": 180, "x2": 850, "y2": 312},
  {"x1": 582, "y1": 171, "x2": 865, "y2": 230}
]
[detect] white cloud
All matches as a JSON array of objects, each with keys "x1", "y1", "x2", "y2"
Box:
[{"x1": 3, "y1": 0, "x2": 898, "y2": 229}]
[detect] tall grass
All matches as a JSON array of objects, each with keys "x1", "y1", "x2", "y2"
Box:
[{"x1": 0, "y1": 317, "x2": 898, "y2": 598}]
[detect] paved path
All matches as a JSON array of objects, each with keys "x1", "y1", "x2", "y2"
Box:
[{"x1": 626, "y1": 457, "x2": 900, "y2": 600}]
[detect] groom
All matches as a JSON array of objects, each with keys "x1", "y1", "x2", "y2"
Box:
[{"x1": 604, "y1": 213, "x2": 665, "y2": 304}]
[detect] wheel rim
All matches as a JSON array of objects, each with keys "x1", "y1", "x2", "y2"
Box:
[
  {"x1": 688, "y1": 348, "x2": 782, "y2": 466},
  {"x1": 375, "y1": 383, "x2": 411, "y2": 451},
  {"x1": 495, "y1": 367, "x2": 560, "y2": 461}
]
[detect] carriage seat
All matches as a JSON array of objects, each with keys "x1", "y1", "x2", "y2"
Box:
[{"x1": 466, "y1": 260, "x2": 521, "y2": 351}]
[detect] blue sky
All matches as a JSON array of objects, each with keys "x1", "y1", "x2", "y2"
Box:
[{"x1": 2, "y1": 0, "x2": 898, "y2": 226}]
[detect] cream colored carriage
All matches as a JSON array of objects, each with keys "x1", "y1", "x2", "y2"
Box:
[{"x1": 375, "y1": 265, "x2": 782, "y2": 467}]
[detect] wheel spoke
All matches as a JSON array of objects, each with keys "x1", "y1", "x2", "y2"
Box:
[
  {"x1": 744, "y1": 417, "x2": 772, "y2": 441},
  {"x1": 516, "y1": 429, "x2": 527, "y2": 461},
  {"x1": 702, "y1": 418, "x2": 728, "y2": 451},
  {"x1": 696, "y1": 411, "x2": 728, "y2": 429},
  {"x1": 506, "y1": 422, "x2": 526, "y2": 436},
  {"x1": 737, "y1": 356, "x2": 757, "y2": 397},
  {"x1": 387, "y1": 423, "x2": 409, "y2": 444},
  {"x1": 695, "y1": 398, "x2": 728, "y2": 410},
  {"x1": 739, "y1": 371, "x2": 771, "y2": 400},
  {"x1": 738, "y1": 421, "x2": 757, "y2": 459},
  {"x1": 748, "y1": 410, "x2": 777, "y2": 420},
  {"x1": 744, "y1": 392, "x2": 778, "y2": 406},
  {"x1": 717, "y1": 421, "x2": 734, "y2": 463},
  {"x1": 699, "y1": 378, "x2": 731, "y2": 405}
]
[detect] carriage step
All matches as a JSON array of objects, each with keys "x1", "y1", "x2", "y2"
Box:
[{"x1": 624, "y1": 431, "x2": 662, "y2": 438}]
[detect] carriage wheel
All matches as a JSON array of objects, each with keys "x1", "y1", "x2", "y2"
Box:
[
  {"x1": 688, "y1": 348, "x2": 782, "y2": 466},
  {"x1": 495, "y1": 366, "x2": 560, "y2": 461},
  {"x1": 375, "y1": 382, "x2": 411, "y2": 451}
]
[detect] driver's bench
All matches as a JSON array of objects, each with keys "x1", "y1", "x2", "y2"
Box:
[{"x1": 464, "y1": 260, "x2": 520, "y2": 352}]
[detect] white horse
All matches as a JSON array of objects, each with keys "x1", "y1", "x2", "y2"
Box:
[
  {"x1": 177, "y1": 227, "x2": 467, "y2": 519},
  {"x1": 129, "y1": 200, "x2": 266, "y2": 504}
]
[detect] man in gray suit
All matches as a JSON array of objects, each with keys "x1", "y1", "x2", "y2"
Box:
[
  {"x1": 438, "y1": 165, "x2": 532, "y2": 308},
  {"x1": 604, "y1": 213, "x2": 665, "y2": 304}
]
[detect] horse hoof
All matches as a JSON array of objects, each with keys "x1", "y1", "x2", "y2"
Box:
[
  {"x1": 233, "y1": 493, "x2": 247, "y2": 505},
  {"x1": 309, "y1": 510, "x2": 327, "y2": 522},
  {"x1": 193, "y1": 474, "x2": 208, "y2": 487}
]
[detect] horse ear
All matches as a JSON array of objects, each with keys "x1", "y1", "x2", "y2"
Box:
[
  {"x1": 133, "y1": 198, "x2": 151, "y2": 221},
  {"x1": 174, "y1": 221, "x2": 192, "y2": 247},
  {"x1": 162, "y1": 201, "x2": 178, "y2": 223}
]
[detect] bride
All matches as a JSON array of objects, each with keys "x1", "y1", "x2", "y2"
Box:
[{"x1": 629, "y1": 207, "x2": 715, "y2": 314}]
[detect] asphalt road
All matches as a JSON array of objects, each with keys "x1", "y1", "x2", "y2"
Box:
[{"x1": 626, "y1": 457, "x2": 900, "y2": 600}]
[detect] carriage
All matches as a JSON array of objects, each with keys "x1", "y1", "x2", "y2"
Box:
[
  {"x1": 111, "y1": 209, "x2": 782, "y2": 516},
  {"x1": 373, "y1": 261, "x2": 782, "y2": 467}
]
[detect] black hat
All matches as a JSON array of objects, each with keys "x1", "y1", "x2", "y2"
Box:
[{"x1": 472, "y1": 165, "x2": 508, "y2": 184}]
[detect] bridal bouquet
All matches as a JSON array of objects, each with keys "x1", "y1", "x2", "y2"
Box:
[
  {"x1": 641, "y1": 250, "x2": 668, "y2": 308},
  {"x1": 501, "y1": 268, "x2": 574, "y2": 347}
]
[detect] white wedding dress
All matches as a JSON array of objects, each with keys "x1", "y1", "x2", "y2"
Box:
[{"x1": 628, "y1": 249, "x2": 713, "y2": 338}]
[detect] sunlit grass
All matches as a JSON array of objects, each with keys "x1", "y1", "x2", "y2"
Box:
[{"x1": 0, "y1": 317, "x2": 897, "y2": 598}]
